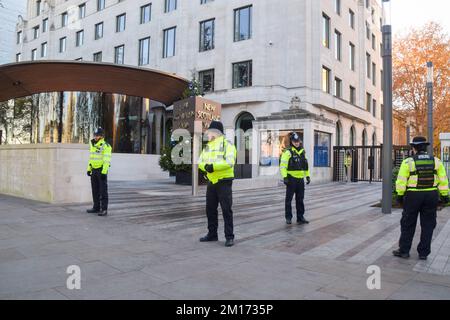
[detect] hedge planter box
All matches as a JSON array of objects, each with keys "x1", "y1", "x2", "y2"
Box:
[{"x1": 175, "y1": 171, "x2": 208, "y2": 185}]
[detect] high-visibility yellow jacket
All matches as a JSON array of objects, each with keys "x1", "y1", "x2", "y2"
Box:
[
  {"x1": 87, "y1": 138, "x2": 112, "y2": 175},
  {"x1": 344, "y1": 155, "x2": 352, "y2": 167},
  {"x1": 199, "y1": 135, "x2": 237, "y2": 185},
  {"x1": 396, "y1": 153, "x2": 449, "y2": 196},
  {"x1": 280, "y1": 147, "x2": 310, "y2": 179}
]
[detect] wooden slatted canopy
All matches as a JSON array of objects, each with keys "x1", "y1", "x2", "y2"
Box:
[{"x1": 0, "y1": 61, "x2": 189, "y2": 105}]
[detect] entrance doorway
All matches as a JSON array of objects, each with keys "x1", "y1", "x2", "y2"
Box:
[{"x1": 235, "y1": 112, "x2": 254, "y2": 179}]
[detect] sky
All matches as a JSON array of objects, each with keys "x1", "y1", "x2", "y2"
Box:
[{"x1": 387, "y1": 0, "x2": 450, "y2": 36}]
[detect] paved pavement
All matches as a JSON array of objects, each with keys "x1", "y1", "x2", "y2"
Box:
[{"x1": 1, "y1": 179, "x2": 450, "y2": 300}]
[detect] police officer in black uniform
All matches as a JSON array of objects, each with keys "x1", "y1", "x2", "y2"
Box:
[{"x1": 279, "y1": 132, "x2": 311, "y2": 224}]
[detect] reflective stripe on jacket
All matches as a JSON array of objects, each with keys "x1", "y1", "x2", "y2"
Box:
[
  {"x1": 280, "y1": 147, "x2": 310, "y2": 179},
  {"x1": 396, "y1": 155, "x2": 449, "y2": 196},
  {"x1": 87, "y1": 138, "x2": 112, "y2": 175},
  {"x1": 199, "y1": 135, "x2": 237, "y2": 184}
]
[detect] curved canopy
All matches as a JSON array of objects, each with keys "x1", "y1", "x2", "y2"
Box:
[{"x1": 0, "y1": 61, "x2": 189, "y2": 105}]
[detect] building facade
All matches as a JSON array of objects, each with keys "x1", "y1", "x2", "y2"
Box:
[
  {"x1": 0, "y1": 0, "x2": 27, "y2": 64},
  {"x1": 10, "y1": 0, "x2": 384, "y2": 182}
]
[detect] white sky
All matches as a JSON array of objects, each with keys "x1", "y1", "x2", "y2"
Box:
[{"x1": 387, "y1": 0, "x2": 450, "y2": 36}]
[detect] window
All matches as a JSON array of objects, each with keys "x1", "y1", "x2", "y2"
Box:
[
  {"x1": 366, "y1": 0, "x2": 370, "y2": 9},
  {"x1": 33, "y1": 26, "x2": 39, "y2": 40},
  {"x1": 59, "y1": 37, "x2": 66, "y2": 53},
  {"x1": 335, "y1": 30, "x2": 341, "y2": 61},
  {"x1": 163, "y1": 27, "x2": 176, "y2": 58},
  {"x1": 138, "y1": 37, "x2": 150, "y2": 66},
  {"x1": 199, "y1": 69, "x2": 214, "y2": 93},
  {"x1": 93, "y1": 51, "x2": 102, "y2": 62},
  {"x1": 97, "y1": 0, "x2": 105, "y2": 11},
  {"x1": 41, "y1": 42, "x2": 47, "y2": 57},
  {"x1": 371, "y1": 7, "x2": 375, "y2": 23},
  {"x1": 322, "y1": 66, "x2": 330, "y2": 93},
  {"x1": 42, "y1": 18, "x2": 48, "y2": 33},
  {"x1": 381, "y1": 104, "x2": 384, "y2": 120},
  {"x1": 79, "y1": 3, "x2": 86, "y2": 19},
  {"x1": 349, "y1": 9, "x2": 355, "y2": 29},
  {"x1": 314, "y1": 131, "x2": 331, "y2": 167},
  {"x1": 349, "y1": 42, "x2": 355, "y2": 71},
  {"x1": 31, "y1": 49, "x2": 37, "y2": 61},
  {"x1": 76, "y1": 30, "x2": 84, "y2": 47},
  {"x1": 349, "y1": 86, "x2": 356, "y2": 104},
  {"x1": 95, "y1": 22, "x2": 103, "y2": 40},
  {"x1": 17, "y1": 31, "x2": 22, "y2": 44},
  {"x1": 322, "y1": 13, "x2": 330, "y2": 48},
  {"x1": 366, "y1": 93, "x2": 372, "y2": 112},
  {"x1": 350, "y1": 126, "x2": 356, "y2": 146},
  {"x1": 200, "y1": 19, "x2": 215, "y2": 52},
  {"x1": 114, "y1": 45, "x2": 125, "y2": 64},
  {"x1": 201, "y1": 0, "x2": 214, "y2": 4},
  {"x1": 366, "y1": 22, "x2": 371, "y2": 40},
  {"x1": 61, "y1": 12, "x2": 68, "y2": 27},
  {"x1": 16, "y1": 53, "x2": 21, "y2": 62},
  {"x1": 140, "y1": 4, "x2": 151, "y2": 24},
  {"x1": 232, "y1": 60, "x2": 252, "y2": 88},
  {"x1": 372, "y1": 34, "x2": 376, "y2": 50},
  {"x1": 234, "y1": 6, "x2": 252, "y2": 42},
  {"x1": 116, "y1": 14, "x2": 126, "y2": 32},
  {"x1": 335, "y1": 0, "x2": 341, "y2": 15},
  {"x1": 334, "y1": 77, "x2": 342, "y2": 98},
  {"x1": 36, "y1": 0, "x2": 41, "y2": 16},
  {"x1": 372, "y1": 63, "x2": 376, "y2": 86},
  {"x1": 381, "y1": 70, "x2": 384, "y2": 91},
  {"x1": 366, "y1": 53, "x2": 371, "y2": 79},
  {"x1": 165, "y1": 0, "x2": 177, "y2": 13},
  {"x1": 372, "y1": 99, "x2": 377, "y2": 117}
]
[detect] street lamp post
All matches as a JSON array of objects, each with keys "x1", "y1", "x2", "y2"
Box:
[
  {"x1": 382, "y1": 0, "x2": 393, "y2": 214},
  {"x1": 406, "y1": 116, "x2": 411, "y2": 145},
  {"x1": 427, "y1": 61, "x2": 434, "y2": 155}
]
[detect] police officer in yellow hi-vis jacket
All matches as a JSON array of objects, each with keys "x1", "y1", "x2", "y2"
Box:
[
  {"x1": 393, "y1": 136, "x2": 449, "y2": 260},
  {"x1": 280, "y1": 132, "x2": 311, "y2": 225},
  {"x1": 86, "y1": 128, "x2": 112, "y2": 216},
  {"x1": 199, "y1": 121, "x2": 237, "y2": 247}
]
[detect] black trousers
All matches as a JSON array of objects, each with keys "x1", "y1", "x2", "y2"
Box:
[
  {"x1": 285, "y1": 177, "x2": 305, "y2": 221},
  {"x1": 399, "y1": 190, "x2": 439, "y2": 257},
  {"x1": 91, "y1": 168, "x2": 108, "y2": 211},
  {"x1": 206, "y1": 180, "x2": 234, "y2": 240}
]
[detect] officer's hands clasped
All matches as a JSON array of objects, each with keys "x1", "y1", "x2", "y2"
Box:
[
  {"x1": 205, "y1": 164, "x2": 214, "y2": 173},
  {"x1": 87, "y1": 171, "x2": 91, "y2": 177}
]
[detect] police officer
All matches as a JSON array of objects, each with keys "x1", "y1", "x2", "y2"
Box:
[
  {"x1": 198, "y1": 121, "x2": 237, "y2": 247},
  {"x1": 86, "y1": 128, "x2": 112, "y2": 216},
  {"x1": 344, "y1": 150, "x2": 352, "y2": 183},
  {"x1": 393, "y1": 136, "x2": 449, "y2": 260},
  {"x1": 280, "y1": 132, "x2": 311, "y2": 225}
]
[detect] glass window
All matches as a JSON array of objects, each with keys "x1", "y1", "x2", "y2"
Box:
[
  {"x1": 42, "y1": 18, "x2": 48, "y2": 33},
  {"x1": 366, "y1": 92, "x2": 372, "y2": 112},
  {"x1": 381, "y1": 70, "x2": 384, "y2": 91},
  {"x1": 31, "y1": 49, "x2": 37, "y2": 61},
  {"x1": 372, "y1": 99, "x2": 377, "y2": 117},
  {"x1": 366, "y1": 22, "x2": 370, "y2": 40},
  {"x1": 350, "y1": 86, "x2": 356, "y2": 104},
  {"x1": 163, "y1": 27, "x2": 176, "y2": 58},
  {"x1": 334, "y1": 77, "x2": 342, "y2": 98},
  {"x1": 140, "y1": 4, "x2": 152, "y2": 24},
  {"x1": 335, "y1": 0, "x2": 341, "y2": 15},
  {"x1": 372, "y1": 34, "x2": 376, "y2": 50},
  {"x1": 114, "y1": 45, "x2": 125, "y2": 64},
  {"x1": 232, "y1": 60, "x2": 252, "y2": 88},
  {"x1": 349, "y1": 42, "x2": 355, "y2": 71},
  {"x1": 79, "y1": 3, "x2": 86, "y2": 19},
  {"x1": 33, "y1": 26, "x2": 39, "y2": 39},
  {"x1": 97, "y1": 0, "x2": 105, "y2": 11},
  {"x1": 234, "y1": 6, "x2": 252, "y2": 42},
  {"x1": 372, "y1": 63, "x2": 376, "y2": 86},
  {"x1": 314, "y1": 131, "x2": 331, "y2": 167},
  {"x1": 349, "y1": 9, "x2": 355, "y2": 29},
  {"x1": 199, "y1": 69, "x2": 214, "y2": 93},
  {"x1": 335, "y1": 30, "x2": 341, "y2": 61},
  {"x1": 95, "y1": 22, "x2": 103, "y2": 40},
  {"x1": 93, "y1": 51, "x2": 102, "y2": 62},
  {"x1": 165, "y1": 0, "x2": 177, "y2": 13},
  {"x1": 41, "y1": 42, "x2": 47, "y2": 57},
  {"x1": 260, "y1": 130, "x2": 304, "y2": 167},
  {"x1": 138, "y1": 37, "x2": 150, "y2": 66},
  {"x1": 200, "y1": 18, "x2": 215, "y2": 52},
  {"x1": 116, "y1": 14, "x2": 126, "y2": 32},
  {"x1": 366, "y1": 53, "x2": 371, "y2": 79},
  {"x1": 59, "y1": 37, "x2": 66, "y2": 53},
  {"x1": 322, "y1": 66, "x2": 330, "y2": 93},
  {"x1": 322, "y1": 13, "x2": 330, "y2": 48},
  {"x1": 61, "y1": 12, "x2": 68, "y2": 27},
  {"x1": 76, "y1": 30, "x2": 84, "y2": 47},
  {"x1": 36, "y1": 0, "x2": 41, "y2": 16}
]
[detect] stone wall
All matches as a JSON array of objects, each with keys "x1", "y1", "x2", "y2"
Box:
[{"x1": 0, "y1": 144, "x2": 168, "y2": 203}]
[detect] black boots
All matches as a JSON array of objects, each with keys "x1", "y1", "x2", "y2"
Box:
[
  {"x1": 225, "y1": 239, "x2": 234, "y2": 247},
  {"x1": 87, "y1": 208, "x2": 100, "y2": 213},
  {"x1": 98, "y1": 210, "x2": 108, "y2": 216},
  {"x1": 297, "y1": 217, "x2": 309, "y2": 224},
  {"x1": 286, "y1": 219, "x2": 292, "y2": 225},
  {"x1": 199, "y1": 234, "x2": 218, "y2": 242},
  {"x1": 392, "y1": 249, "x2": 410, "y2": 259}
]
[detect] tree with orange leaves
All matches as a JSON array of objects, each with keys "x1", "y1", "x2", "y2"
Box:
[{"x1": 393, "y1": 22, "x2": 449, "y2": 152}]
